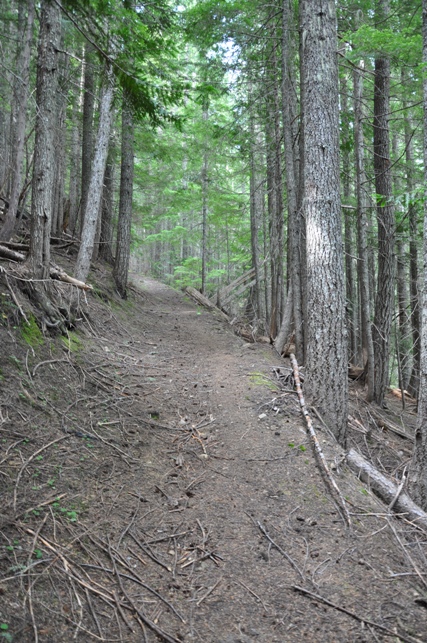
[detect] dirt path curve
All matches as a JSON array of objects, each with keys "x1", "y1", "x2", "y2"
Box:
[
  {"x1": 123, "y1": 277, "x2": 426, "y2": 643},
  {"x1": 1, "y1": 274, "x2": 426, "y2": 642}
]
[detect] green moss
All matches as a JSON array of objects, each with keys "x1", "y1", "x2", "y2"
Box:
[
  {"x1": 21, "y1": 315, "x2": 43, "y2": 348},
  {"x1": 249, "y1": 371, "x2": 278, "y2": 392},
  {"x1": 61, "y1": 332, "x2": 83, "y2": 353}
]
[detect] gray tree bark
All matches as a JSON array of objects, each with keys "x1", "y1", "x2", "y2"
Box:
[
  {"x1": 80, "y1": 43, "x2": 95, "y2": 234},
  {"x1": 277, "y1": 0, "x2": 303, "y2": 360},
  {"x1": 74, "y1": 68, "x2": 114, "y2": 284},
  {"x1": 372, "y1": 0, "x2": 395, "y2": 407},
  {"x1": 412, "y1": 0, "x2": 427, "y2": 511},
  {"x1": 29, "y1": 0, "x2": 61, "y2": 278},
  {"x1": 354, "y1": 61, "x2": 375, "y2": 403},
  {"x1": 301, "y1": 0, "x2": 348, "y2": 446},
  {"x1": 0, "y1": 0, "x2": 35, "y2": 241},
  {"x1": 99, "y1": 142, "x2": 115, "y2": 264},
  {"x1": 114, "y1": 95, "x2": 134, "y2": 298}
]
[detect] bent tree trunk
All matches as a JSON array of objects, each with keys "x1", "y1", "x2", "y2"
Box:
[
  {"x1": 74, "y1": 68, "x2": 114, "y2": 284},
  {"x1": 301, "y1": 0, "x2": 348, "y2": 446}
]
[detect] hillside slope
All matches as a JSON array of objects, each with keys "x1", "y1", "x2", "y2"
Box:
[{"x1": 0, "y1": 269, "x2": 426, "y2": 642}]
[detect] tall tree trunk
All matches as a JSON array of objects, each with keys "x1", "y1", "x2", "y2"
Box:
[
  {"x1": 354, "y1": 61, "x2": 375, "y2": 402},
  {"x1": 114, "y1": 95, "x2": 134, "y2": 298},
  {"x1": 266, "y1": 27, "x2": 284, "y2": 339},
  {"x1": 372, "y1": 0, "x2": 395, "y2": 407},
  {"x1": 74, "y1": 68, "x2": 114, "y2": 283},
  {"x1": 67, "y1": 95, "x2": 81, "y2": 235},
  {"x1": 249, "y1": 96, "x2": 264, "y2": 324},
  {"x1": 301, "y1": 0, "x2": 347, "y2": 445},
  {"x1": 341, "y1": 73, "x2": 359, "y2": 364},
  {"x1": 403, "y1": 92, "x2": 421, "y2": 398},
  {"x1": 29, "y1": 0, "x2": 61, "y2": 278},
  {"x1": 99, "y1": 142, "x2": 115, "y2": 264},
  {"x1": 201, "y1": 102, "x2": 209, "y2": 295},
  {"x1": 0, "y1": 0, "x2": 35, "y2": 241},
  {"x1": 412, "y1": 0, "x2": 427, "y2": 511},
  {"x1": 276, "y1": 0, "x2": 303, "y2": 360},
  {"x1": 80, "y1": 43, "x2": 95, "y2": 234}
]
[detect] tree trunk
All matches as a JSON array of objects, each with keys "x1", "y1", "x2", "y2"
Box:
[
  {"x1": 201, "y1": 102, "x2": 209, "y2": 295},
  {"x1": 301, "y1": 0, "x2": 348, "y2": 446},
  {"x1": 249, "y1": 87, "x2": 265, "y2": 325},
  {"x1": 353, "y1": 61, "x2": 375, "y2": 402},
  {"x1": 99, "y1": 142, "x2": 115, "y2": 264},
  {"x1": 0, "y1": 0, "x2": 35, "y2": 241},
  {"x1": 372, "y1": 0, "x2": 395, "y2": 407},
  {"x1": 403, "y1": 90, "x2": 421, "y2": 398},
  {"x1": 114, "y1": 95, "x2": 134, "y2": 298},
  {"x1": 341, "y1": 73, "x2": 359, "y2": 364},
  {"x1": 279, "y1": 0, "x2": 303, "y2": 360},
  {"x1": 412, "y1": 0, "x2": 427, "y2": 511},
  {"x1": 74, "y1": 68, "x2": 114, "y2": 284},
  {"x1": 80, "y1": 43, "x2": 95, "y2": 234},
  {"x1": 29, "y1": 0, "x2": 61, "y2": 278}
]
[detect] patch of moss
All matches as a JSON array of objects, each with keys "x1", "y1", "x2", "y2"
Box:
[
  {"x1": 61, "y1": 332, "x2": 83, "y2": 353},
  {"x1": 249, "y1": 371, "x2": 278, "y2": 392},
  {"x1": 21, "y1": 315, "x2": 44, "y2": 348}
]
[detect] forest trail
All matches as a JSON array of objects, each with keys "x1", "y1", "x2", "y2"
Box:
[{"x1": 1, "y1": 273, "x2": 426, "y2": 642}]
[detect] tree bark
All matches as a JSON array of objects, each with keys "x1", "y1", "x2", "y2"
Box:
[
  {"x1": 279, "y1": 0, "x2": 303, "y2": 360},
  {"x1": 114, "y1": 95, "x2": 134, "y2": 298},
  {"x1": 0, "y1": 0, "x2": 35, "y2": 242},
  {"x1": 353, "y1": 61, "x2": 375, "y2": 403},
  {"x1": 28, "y1": 0, "x2": 61, "y2": 278},
  {"x1": 99, "y1": 142, "x2": 115, "y2": 264},
  {"x1": 301, "y1": 0, "x2": 348, "y2": 446},
  {"x1": 372, "y1": 0, "x2": 395, "y2": 407},
  {"x1": 412, "y1": 0, "x2": 427, "y2": 511},
  {"x1": 74, "y1": 68, "x2": 114, "y2": 284},
  {"x1": 80, "y1": 43, "x2": 95, "y2": 234}
]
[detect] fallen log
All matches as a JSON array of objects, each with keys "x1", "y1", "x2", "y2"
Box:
[
  {"x1": 0, "y1": 244, "x2": 26, "y2": 262},
  {"x1": 50, "y1": 264, "x2": 93, "y2": 291},
  {"x1": 185, "y1": 286, "x2": 229, "y2": 321},
  {"x1": 346, "y1": 448, "x2": 427, "y2": 531},
  {"x1": 0, "y1": 245, "x2": 92, "y2": 291}
]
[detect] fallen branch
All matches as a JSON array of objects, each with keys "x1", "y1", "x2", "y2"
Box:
[
  {"x1": 50, "y1": 264, "x2": 93, "y2": 291},
  {"x1": 366, "y1": 405, "x2": 414, "y2": 442},
  {"x1": 292, "y1": 585, "x2": 423, "y2": 643},
  {"x1": 346, "y1": 448, "x2": 427, "y2": 531},
  {"x1": 184, "y1": 286, "x2": 229, "y2": 321},
  {"x1": 290, "y1": 354, "x2": 351, "y2": 529}
]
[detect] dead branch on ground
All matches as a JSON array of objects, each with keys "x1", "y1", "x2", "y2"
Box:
[
  {"x1": 346, "y1": 448, "x2": 427, "y2": 531},
  {"x1": 290, "y1": 354, "x2": 352, "y2": 529}
]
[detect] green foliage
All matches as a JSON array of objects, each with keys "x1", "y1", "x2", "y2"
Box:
[
  {"x1": 345, "y1": 25, "x2": 422, "y2": 65},
  {"x1": 63, "y1": 0, "x2": 186, "y2": 125},
  {"x1": 173, "y1": 257, "x2": 202, "y2": 289},
  {"x1": 21, "y1": 316, "x2": 43, "y2": 348}
]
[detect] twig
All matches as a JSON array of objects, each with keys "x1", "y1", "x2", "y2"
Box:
[
  {"x1": 290, "y1": 354, "x2": 352, "y2": 529},
  {"x1": 386, "y1": 518, "x2": 427, "y2": 590},
  {"x1": 13, "y1": 435, "x2": 70, "y2": 510},
  {"x1": 388, "y1": 466, "x2": 407, "y2": 512},
  {"x1": 256, "y1": 520, "x2": 304, "y2": 581},
  {"x1": 4, "y1": 273, "x2": 29, "y2": 323},
  {"x1": 196, "y1": 578, "x2": 222, "y2": 606},
  {"x1": 292, "y1": 585, "x2": 423, "y2": 643}
]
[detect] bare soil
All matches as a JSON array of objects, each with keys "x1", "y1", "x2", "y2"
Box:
[{"x1": 1, "y1": 266, "x2": 426, "y2": 642}]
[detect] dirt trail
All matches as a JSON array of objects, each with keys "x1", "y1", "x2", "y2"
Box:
[{"x1": 1, "y1": 274, "x2": 426, "y2": 642}]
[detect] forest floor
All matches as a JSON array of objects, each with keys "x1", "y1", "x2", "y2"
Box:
[{"x1": 1, "y1": 261, "x2": 427, "y2": 643}]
